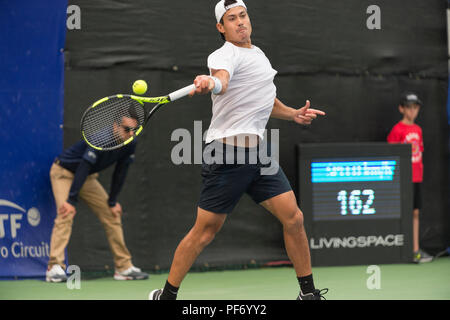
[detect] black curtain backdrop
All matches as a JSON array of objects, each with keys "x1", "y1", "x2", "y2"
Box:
[{"x1": 64, "y1": 0, "x2": 449, "y2": 271}]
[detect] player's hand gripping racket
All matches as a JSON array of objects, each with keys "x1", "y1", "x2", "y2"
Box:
[{"x1": 80, "y1": 84, "x2": 195, "y2": 151}]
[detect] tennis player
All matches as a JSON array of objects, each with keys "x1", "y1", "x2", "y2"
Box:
[
  {"x1": 150, "y1": 0, "x2": 326, "y2": 300},
  {"x1": 46, "y1": 113, "x2": 149, "y2": 282}
]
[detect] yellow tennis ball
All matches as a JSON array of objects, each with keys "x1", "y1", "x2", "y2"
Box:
[{"x1": 132, "y1": 80, "x2": 147, "y2": 95}]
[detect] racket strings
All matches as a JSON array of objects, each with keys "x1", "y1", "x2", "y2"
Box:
[{"x1": 81, "y1": 96, "x2": 145, "y2": 150}]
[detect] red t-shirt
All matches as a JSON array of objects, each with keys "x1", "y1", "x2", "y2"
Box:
[{"x1": 387, "y1": 121, "x2": 424, "y2": 182}]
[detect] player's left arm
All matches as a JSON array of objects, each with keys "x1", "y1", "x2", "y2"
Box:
[{"x1": 271, "y1": 98, "x2": 325, "y2": 125}]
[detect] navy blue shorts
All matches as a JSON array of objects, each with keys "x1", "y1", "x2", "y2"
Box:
[{"x1": 198, "y1": 141, "x2": 292, "y2": 214}]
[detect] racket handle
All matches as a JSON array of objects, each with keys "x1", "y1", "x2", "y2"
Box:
[{"x1": 169, "y1": 84, "x2": 196, "y2": 102}]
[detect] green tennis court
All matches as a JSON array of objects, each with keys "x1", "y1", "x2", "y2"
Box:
[{"x1": 1, "y1": 257, "x2": 448, "y2": 300}]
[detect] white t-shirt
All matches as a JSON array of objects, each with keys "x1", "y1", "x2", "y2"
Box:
[{"x1": 205, "y1": 41, "x2": 277, "y2": 144}]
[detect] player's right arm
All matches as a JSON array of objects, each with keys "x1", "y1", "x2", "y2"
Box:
[{"x1": 189, "y1": 69, "x2": 230, "y2": 96}]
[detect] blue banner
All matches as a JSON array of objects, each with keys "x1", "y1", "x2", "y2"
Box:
[{"x1": 0, "y1": 0, "x2": 67, "y2": 278}]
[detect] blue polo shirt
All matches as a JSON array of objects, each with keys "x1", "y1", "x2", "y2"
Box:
[{"x1": 56, "y1": 139, "x2": 136, "y2": 207}]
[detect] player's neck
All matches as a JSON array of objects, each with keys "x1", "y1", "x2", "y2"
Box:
[{"x1": 228, "y1": 39, "x2": 252, "y2": 49}]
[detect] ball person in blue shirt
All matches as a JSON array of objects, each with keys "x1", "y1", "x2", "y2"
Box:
[{"x1": 46, "y1": 109, "x2": 148, "y2": 282}]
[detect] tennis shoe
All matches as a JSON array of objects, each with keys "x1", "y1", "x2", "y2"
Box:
[
  {"x1": 149, "y1": 288, "x2": 163, "y2": 300},
  {"x1": 114, "y1": 265, "x2": 148, "y2": 280},
  {"x1": 46, "y1": 264, "x2": 68, "y2": 283},
  {"x1": 297, "y1": 288, "x2": 328, "y2": 300}
]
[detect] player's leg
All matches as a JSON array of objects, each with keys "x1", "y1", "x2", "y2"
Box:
[
  {"x1": 150, "y1": 141, "x2": 253, "y2": 300},
  {"x1": 166, "y1": 142, "x2": 248, "y2": 288},
  {"x1": 248, "y1": 155, "x2": 326, "y2": 299},
  {"x1": 260, "y1": 191, "x2": 312, "y2": 278},
  {"x1": 247, "y1": 158, "x2": 311, "y2": 277},
  {"x1": 150, "y1": 207, "x2": 227, "y2": 300},
  {"x1": 259, "y1": 190, "x2": 326, "y2": 299},
  {"x1": 167, "y1": 207, "x2": 227, "y2": 287}
]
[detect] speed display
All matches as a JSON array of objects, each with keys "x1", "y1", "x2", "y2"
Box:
[
  {"x1": 297, "y1": 142, "x2": 413, "y2": 266},
  {"x1": 311, "y1": 158, "x2": 401, "y2": 221}
]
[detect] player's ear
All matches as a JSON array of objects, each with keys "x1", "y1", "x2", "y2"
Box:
[{"x1": 216, "y1": 22, "x2": 225, "y2": 34}]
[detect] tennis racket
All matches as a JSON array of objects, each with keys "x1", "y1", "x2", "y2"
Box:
[{"x1": 80, "y1": 83, "x2": 195, "y2": 151}]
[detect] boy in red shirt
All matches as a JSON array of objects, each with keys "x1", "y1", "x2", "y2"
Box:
[{"x1": 387, "y1": 92, "x2": 432, "y2": 263}]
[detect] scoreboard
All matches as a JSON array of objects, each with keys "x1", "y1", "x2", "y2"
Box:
[
  {"x1": 297, "y1": 143, "x2": 413, "y2": 266},
  {"x1": 311, "y1": 158, "x2": 401, "y2": 221}
]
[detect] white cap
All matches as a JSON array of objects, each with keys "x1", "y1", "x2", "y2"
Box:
[{"x1": 215, "y1": 0, "x2": 247, "y2": 23}]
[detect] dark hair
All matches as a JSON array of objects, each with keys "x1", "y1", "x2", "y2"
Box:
[
  {"x1": 128, "y1": 105, "x2": 139, "y2": 121},
  {"x1": 218, "y1": 0, "x2": 238, "y2": 41},
  {"x1": 115, "y1": 103, "x2": 140, "y2": 123}
]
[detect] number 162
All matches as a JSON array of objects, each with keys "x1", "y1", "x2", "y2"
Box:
[{"x1": 337, "y1": 189, "x2": 375, "y2": 216}]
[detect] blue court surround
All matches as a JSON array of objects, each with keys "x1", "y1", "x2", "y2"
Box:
[{"x1": 0, "y1": 0, "x2": 67, "y2": 278}]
